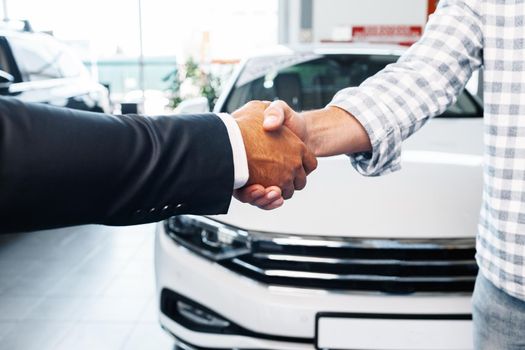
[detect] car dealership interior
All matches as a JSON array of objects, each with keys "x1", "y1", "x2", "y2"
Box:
[{"x1": 1, "y1": 0, "x2": 518, "y2": 349}]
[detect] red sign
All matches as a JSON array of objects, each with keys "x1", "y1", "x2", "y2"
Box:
[
  {"x1": 428, "y1": 0, "x2": 439, "y2": 17},
  {"x1": 351, "y1": 25, "x2": 423, "y2": 45}
]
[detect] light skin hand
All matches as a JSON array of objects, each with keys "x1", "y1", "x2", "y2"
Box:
[
  {"x1": 232, "y1": 101, "x2": 317, "y2": 205},
  {"x1": 240, "y1": 100, "x2": 372, "y2": 209},
  {"x1": 234, "y1": 184, "x2": 284, "y2": 210}
]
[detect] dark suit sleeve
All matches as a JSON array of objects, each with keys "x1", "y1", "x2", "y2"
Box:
[{"x1": 0, "y1": 97, "x2": 235, "y2": 233}]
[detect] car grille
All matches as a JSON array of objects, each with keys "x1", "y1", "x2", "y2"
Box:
[{"x1": 219, "y1": 235, "x2": 477, "y2": 294}]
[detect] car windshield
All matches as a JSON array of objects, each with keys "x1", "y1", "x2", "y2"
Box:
[{"x1": 224, "y1": 53, "x2": 481, "y2": 118}]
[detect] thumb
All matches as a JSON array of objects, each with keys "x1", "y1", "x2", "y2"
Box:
[{"x1": 263, "y1": 100, "x2": 292, "y2": 131}]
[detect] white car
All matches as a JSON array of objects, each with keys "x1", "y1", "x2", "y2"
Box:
[{"x1": 155, "y1": 44, "x2": 484, "y2": 350}]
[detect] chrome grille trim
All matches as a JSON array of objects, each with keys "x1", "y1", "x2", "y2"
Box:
[
  {"x1": 225, "y1": 235, "x2": 476, "y2": 293},
  {"x1": 253, "y1": 253, "x2": 475, "y2": 266},
  {"x1": 255, "y1": 236, "x2": 476, "y2": 250},
  {"x1": 232, "y1": 258, "x2": 476, "y2": 283}
]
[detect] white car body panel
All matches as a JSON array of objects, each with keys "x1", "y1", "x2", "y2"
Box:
[{"x1": 212, "y1": 118, "x2": 483, "y2": 239}]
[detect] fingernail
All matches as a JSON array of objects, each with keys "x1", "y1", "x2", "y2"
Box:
[
  {"x1": 267, "y1": 191, "x2": 279, "y2": 200},
  {"x1": 263, "y1": 115, "x2": 278, "y2": 127}
]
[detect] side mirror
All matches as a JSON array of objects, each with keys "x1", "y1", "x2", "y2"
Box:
[
  {"x1": 174, "y1": 97, "x2": 210, "y2": 114},
  {"x1": 0, "y1": 70, "x2": 14, "y2": 92}
]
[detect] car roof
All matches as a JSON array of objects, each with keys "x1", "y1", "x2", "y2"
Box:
[{"x1": 247, "y1": 43, "x2": 407, "y2": 59}]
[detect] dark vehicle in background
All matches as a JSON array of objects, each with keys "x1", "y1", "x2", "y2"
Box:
[{"x1": 0, "y1": 21, "x2": 110, "y2": 112}]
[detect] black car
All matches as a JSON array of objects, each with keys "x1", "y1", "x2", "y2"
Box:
[{"x1": 0, "y1": 23, "x2": 110, "y2": 112}]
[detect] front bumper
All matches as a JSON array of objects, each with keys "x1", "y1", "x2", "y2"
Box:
[{"x1": 155, "y1": 224, "x2": 474, "y2": 349}]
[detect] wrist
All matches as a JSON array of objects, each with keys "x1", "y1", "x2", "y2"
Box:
[
  {"x1": 301, "y1": 108, "x2": 335, "y2": 156},
  {"x1": 301, "y1": 111, "x2": 318, "y2": 155},
  {"x1": 301, "y1": 106, "x2": 371, "y2": 157}
]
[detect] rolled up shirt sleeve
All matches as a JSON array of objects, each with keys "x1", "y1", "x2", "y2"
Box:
[{"x1": 329, "y1": 0, "x2": 483, "y2": 176}]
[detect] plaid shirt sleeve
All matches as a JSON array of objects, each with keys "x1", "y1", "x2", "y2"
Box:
[{"x1": 329, "y1": 0, "x2": 483, "y2": 176}]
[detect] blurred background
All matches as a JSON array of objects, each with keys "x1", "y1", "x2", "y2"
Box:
[
  {"x1": 0, "y1": 0, "x2": 434, "y2": 115},
  {"x1": 2, "y1": 0, "x2": 281, "y2": 114}
]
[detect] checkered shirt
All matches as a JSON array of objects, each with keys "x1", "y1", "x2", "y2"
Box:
[{"x1": 329, "y1": 0, "x2": 525, "y2": 300}]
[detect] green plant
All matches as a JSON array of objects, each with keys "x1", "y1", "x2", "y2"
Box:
[
  {"x1": 163, "y1": 66, "x2": 183, "y2": 108},
  {"x1": 200, "y1": 72, "x2": 222, "y2": 109},
  {"x1": 164, "y1": 57, "x2": 226, "y2": 110}
]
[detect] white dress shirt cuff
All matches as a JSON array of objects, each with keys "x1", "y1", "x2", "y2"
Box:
[{"x1": 217, "y1": 113, "x2": 249, "y2": 189}]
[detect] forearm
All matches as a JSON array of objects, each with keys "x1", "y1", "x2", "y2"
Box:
[
  {"x1": 317, "y1": 0, "x2": 482, "y2": 176},
  {"x1": 303, "y1": 106, "x2": 371, "y2": 157}
]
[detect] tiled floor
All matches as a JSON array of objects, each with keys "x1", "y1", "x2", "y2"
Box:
[{"x1": 0, "y1": 224, "x2": 174, "y2": 350}]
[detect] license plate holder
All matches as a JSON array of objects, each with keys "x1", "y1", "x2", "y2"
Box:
[{"x1": 315, "y1": 312, "x2": 472, "y2": 350}]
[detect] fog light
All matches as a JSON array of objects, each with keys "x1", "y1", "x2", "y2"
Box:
[{"x1": 177, "y1": 301, "x2": 230, "y2": 328}]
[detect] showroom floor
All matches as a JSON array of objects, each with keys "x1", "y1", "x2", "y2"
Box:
[{"x1": 0, "y1": 223, "x2": 173, "y2": 350}]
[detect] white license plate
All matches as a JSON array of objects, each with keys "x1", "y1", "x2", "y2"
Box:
[{"x1": 316, "y1": 313, "x2": 472, "y2": 350}]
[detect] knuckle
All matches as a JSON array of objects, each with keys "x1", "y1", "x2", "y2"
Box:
[{"x1": 275, "y1": 99, "x2": 286, "y2": 107}]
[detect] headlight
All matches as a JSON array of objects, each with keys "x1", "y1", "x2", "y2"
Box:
[{"x1": 165, "y1": 215, "x2": 252, "y2": 261}]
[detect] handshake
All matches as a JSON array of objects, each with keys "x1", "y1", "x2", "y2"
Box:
[{"x1": 232, "y1": 100, "x2": 317, "y2": 210}]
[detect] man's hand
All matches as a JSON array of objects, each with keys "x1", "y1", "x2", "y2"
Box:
[
  {"x1": 263, "y1": 100, "x2": 309, "y2": 145},
  {"x1": 234, "y1": 100, "x2": 310, "y2": 210},
  {"x1": 233, "y1": 101, "x2": 317, "y2": 202}
]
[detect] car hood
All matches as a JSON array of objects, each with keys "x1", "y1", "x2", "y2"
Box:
[{"x1": 210, "y1": 118, "x2": 484, "y2": 239}]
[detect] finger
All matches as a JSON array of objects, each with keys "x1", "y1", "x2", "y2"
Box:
[
  {"x1": 262, "y1": 197, "x2": 285, "y2": 210},
  {"x1": 294, "y1": 167, "x2": 307, "y2": 191},
  {"x1": 263, "y1": 100, "x2": 292, "y2": 131},
  {"x1": 302, "y1": 148, "x2": 318, "y2": 175},
  {"x1": 253, "y1": 188, "x2": 282, "y2": 207},
  {"x1": 281, "y1": 184, "x2": 294, "y2": 200},
  {"x1": 265, "y1": 186, "x2": 282, "y2": 196},
  {"x1": 234, "y1": 184, "x2": 265, "y2": 203}
]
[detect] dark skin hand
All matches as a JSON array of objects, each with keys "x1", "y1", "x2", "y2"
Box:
[{"x1": 232, "y1": 101, "x2": 318, "y2": 203}]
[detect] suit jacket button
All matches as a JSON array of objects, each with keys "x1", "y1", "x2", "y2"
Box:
[
  {"x1": 149, "y1": 208, "x2": 156, "y2": 213},
  {"x1": 162, "y1": 205, "x2": 170, "y2": 211},
  {"x1": 134, "y1": 209, "x2": 143, "y2": 215}
]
